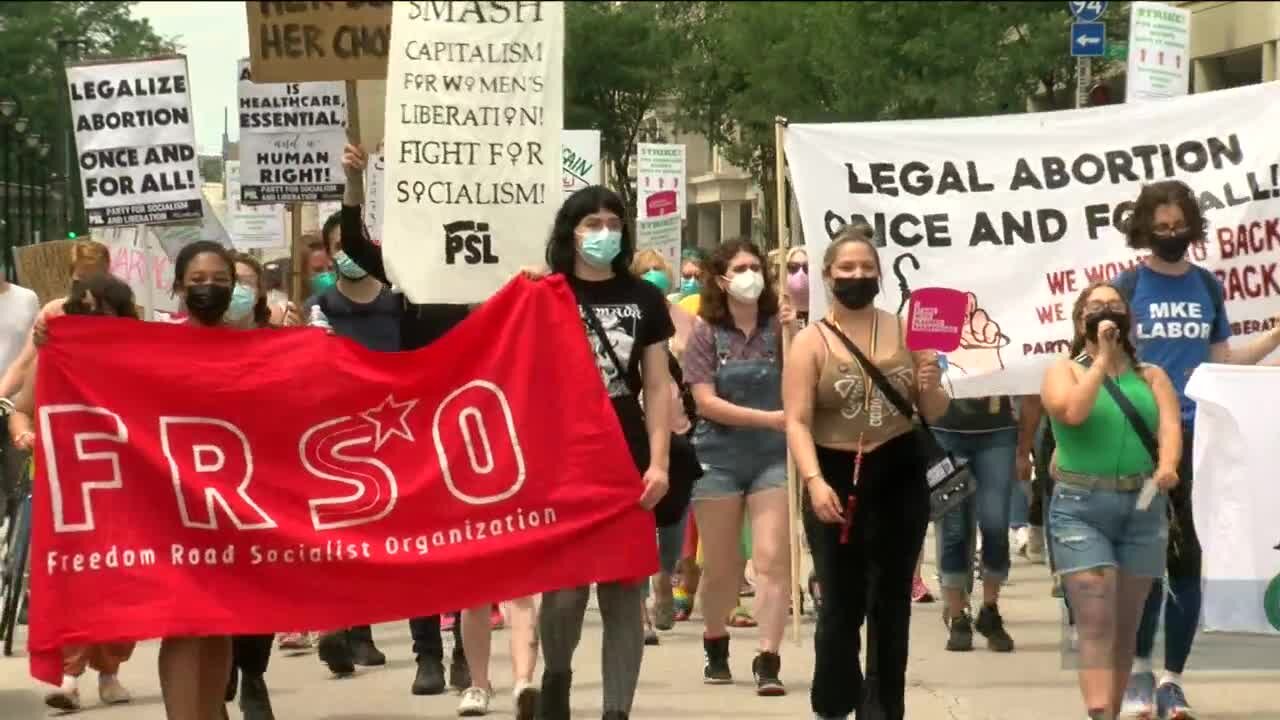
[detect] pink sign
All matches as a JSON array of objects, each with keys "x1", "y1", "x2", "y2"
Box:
[
  {"x1": 906, "y1": 287, "x2": 968, "y2": 352},
  {"x1": 645, "y1": 190, "x2": 678, "y2": 218}
]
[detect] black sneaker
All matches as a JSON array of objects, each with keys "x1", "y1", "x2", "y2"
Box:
[
  {"x1": 347, "y1": 626, "x2": 387, "y2": 666},
  {"x1": 945, "y1": 610, "x2": 974, "y2": 652},
  {"x1": 239, "y1": 672, "x2": 275, "y2": 720},
  {"x1": 975, "y1": 603, "x2": 1015, "y2": 652},
  {"x1": 751, "y1": 651, "x2": 786, "y2": 696},
  {"x1": 449, "y1": 648, "x2": 472, "y2": 692},
  {"x1": 317, "y1": 631, "x2": 356, "y2": 676},
  {"x1": 602, "y1": 712, "x2": 629, "y2": 720},
  {"x1": 538, "y1": 671, "x2": 572, "y2": 720},
  {"x1": 703, "y1": 635, "x2": 732, "y2": 684},
  {"x1": 411, "y1": 656, "x2": 446, "y2": 696}
]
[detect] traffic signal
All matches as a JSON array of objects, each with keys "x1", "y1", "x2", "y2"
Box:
[{"x1": 66, "y1": 231, "x2": 78, "y2": 240}]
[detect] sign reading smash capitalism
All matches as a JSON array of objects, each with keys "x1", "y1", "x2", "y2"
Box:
[
  {"x1": 382, "y1": 1, "x2": 564, "y2": 304},
  {"x1": 238, "y1": 59, "x2": 348, "y2": 204},
  {"x1": 246, "y1": 1, "x2": 392, "y2": 83},
  {"x1": 27, "y1": 277, "x2": 657, "y2": 685},
  {"x1": 67, "y1": 57, "x2": 203, "y2": 227},
  {"x1": 785, "y1": 82, "x2": 1280, "y2": 397}
]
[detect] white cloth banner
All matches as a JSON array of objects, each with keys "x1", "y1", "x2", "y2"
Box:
[
  {"x1": 636, "y1": 216, "x2": 682, "y2": 271},
  {"x1": 237, "y1": 58, "x2": 347, "y2": 204},
  {"x1": 224, "y1": 160, "x2": 287, "y2": 249},
  {"x1": 785, "y1": 82, "x2": 1280, "y2": 397},
  {"x1": 562, "y1": 129, "x2": 601, "y2": 197},
  {"x1": 637, "y1": 143, "x2": 686, "y2": 220},
  {"x1": 67, "y1": 56, "x2": 203, "y2": 227},
  {"x1": 382, "y1": 1, "x2": 564, "y2": 304},
  {"x1": 1185, "y1": 364, "x2": 1280, "y2": 635}
]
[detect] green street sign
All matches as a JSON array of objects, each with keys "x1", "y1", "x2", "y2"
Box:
[{"x1": 1105, "y1": 41, "x2": 1128, "y2": 60}]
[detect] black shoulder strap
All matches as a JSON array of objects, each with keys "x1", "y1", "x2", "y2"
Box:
[
  {"x1": 820, "y1": 319, "x2": 923, "y2": 428},
  {"x1": 581, "y1": 301, "x2": 639, "y2": 396},
  {"x1": 1079, "y1": 356, "x2": 1159, "y2": 464},
  {"x1": 1194, "y1": 265, "x2": 1226, "y2": 325}
]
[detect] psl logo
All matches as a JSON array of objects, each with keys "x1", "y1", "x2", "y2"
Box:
[{"x1": 443, "y1": 220, "x2": 500, "y2": 266}]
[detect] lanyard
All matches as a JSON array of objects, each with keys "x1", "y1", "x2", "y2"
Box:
[{"x1": 839, "y1": 433, "x2": 865, "y2": 545}]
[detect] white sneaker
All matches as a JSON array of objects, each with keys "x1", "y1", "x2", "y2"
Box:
[
  {"x1": 1026, "y1": 526, "x2": 1046, "y2": 564},
  {"x1": 458, "y1": 686, "x2": 492, "y2": 716},
  {"x1": 98, "y1": 673, "x2": 132, "y2": 705},
  {"x1": 1011, "y1": 527, "x2": 1029, "y2": 557}
]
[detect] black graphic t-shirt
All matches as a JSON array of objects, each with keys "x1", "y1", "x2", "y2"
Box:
[
  {"x1": 569, "y1": 273, "x2": 675, "y2": 399},
  {"x1": 304, "y1": 286, "x2": 403, "y2": 352}
]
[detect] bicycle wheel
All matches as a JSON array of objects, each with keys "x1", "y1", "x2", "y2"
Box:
[{"x1": 1, "y1": 494, "x2": 31, "y2": 657}]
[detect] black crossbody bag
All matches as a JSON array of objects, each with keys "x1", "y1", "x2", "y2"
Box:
[
  {"x1": 820, "y1": 320, "x2": 975, "y2": 520},
  {"x1": 581, "y1": 304, "x2": 702, "y2": 527}
]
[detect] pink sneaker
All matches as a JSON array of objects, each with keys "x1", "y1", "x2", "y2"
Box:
[
  {"x1": 912, "y1": 576, "x2": 935, "y2": 603},
  {"x1": 489, "y1": 604, "x2": 505, "y2": 630},
  {"x1": 441, "y1": 613, "x2": 457, "y2": 632},
  {"x1": 279, "y1": 632, "x2": 313, "y2": 650}
]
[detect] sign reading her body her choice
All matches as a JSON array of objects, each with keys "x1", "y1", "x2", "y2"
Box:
[
  {"x1": 67, "y1": 56, "x2": 203, "y2": 228},
  {"x1": 224, "y1": 160, "x2": 287, "y2": 248},
  {"x1": 237, "y1": 59, "x2": 348, "y2": 204},
  {"x1": 245, "y1": 1, "x2": 392, "y2": 83},
  {"x1": 382, "y1": 1, "x2": 565, "y2": 304},
  {"x1": 785, "y1": 81, "x2": 1280, "y2": 398}
]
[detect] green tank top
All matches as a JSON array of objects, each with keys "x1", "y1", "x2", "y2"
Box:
[{"x1": 1050, "y1": 365, "x2": 1159, "y2": 477}]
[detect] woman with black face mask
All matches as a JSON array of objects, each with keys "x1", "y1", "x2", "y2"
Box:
[
  {"x1": 781, "y1": 226, "x2": 949, "y2": 720},
  {"x1": 1041, "y1": 282, "x2": 1181, "y2": 720}
]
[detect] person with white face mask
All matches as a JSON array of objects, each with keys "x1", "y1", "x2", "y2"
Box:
[{"x1": 681, "y1": 239, "x2": 791, "y2": 697}]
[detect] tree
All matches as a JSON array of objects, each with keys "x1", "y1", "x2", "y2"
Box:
[
  {"x1": 564, "y1": 0, "x2": 680, "y2": 221},
  {"x1": 0, "y1": 2, "x2": 174, "y2": 231},
  {"x1": 666, "y1": 1, "x2": 1128, "y2": 248}
]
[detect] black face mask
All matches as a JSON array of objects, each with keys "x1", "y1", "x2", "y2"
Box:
[
  {"x1": 1084, "y1": 309, "x2": 1130, "y2": 344},
  {"x1": 185, "y1": 284, "x2": 233, "y2": 324},
  {"x1": 831, "y1": 276, "x2": 879, "y2": 310},
  {"x1": 1150, "y1": 230, "x2": 1195, "y2": 262}
]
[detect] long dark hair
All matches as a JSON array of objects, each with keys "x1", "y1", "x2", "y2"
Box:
[
  {"x1": 233, "y1": 252, "x2": 272, "y2": 327},
  {"x1": 65, "y1": 273, "x2": 139, "y2": 319},
  {"x1": 171, "y1": 241, "x2": 236, "y2": 293},
  {"x1": 1069, "y1": 282, "x2": 1138, "y2": 364},
  {"x1": 699, "y1": 238, "x2": 779, "y2": 326},
  {"x1": 545, "y1": 185, "x2": 633, "y2": 277},
  {"x1": 1124, "y1": 180, "x2": 1206, "y2": 250}
]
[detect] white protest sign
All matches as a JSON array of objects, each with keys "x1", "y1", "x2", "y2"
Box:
[
  {"x1": 785, "y1": 82, "x2": 1280, "y2": 397},
  {"x1": 562, "y1": 129, "x2": 601, "y2": 197},
  {"x1": 637, "y1": 215, "x2": 682, "y2": 270},
  {"x1": 67, "y1": 56, "x2": 202, "y2": 227},
  {"x1": 237, "y1": 58, "x2": 347, "y2": 204},
  {"x1": 382, "y1": 1, "x2": 564, "y2": 304},
  {"x1": 365, "y1": 152, "x2": 386, "y2": 246},
  {"x1": 1126, "y1": 2, "x2": 1192, "y2": 103},
  {"x1": 98, "y1": 226, "x2": 179, "y2": 317},
  {"x1": 638, "y1": 143, "x2": 686, "y2": 220},
  {"x1": 225, "y1": 160, "x2": 287, "y2": 249}
]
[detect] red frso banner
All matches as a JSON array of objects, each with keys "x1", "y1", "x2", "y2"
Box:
[{"x1": 28, "y1": 277, "x2": 656, "y2": 684}]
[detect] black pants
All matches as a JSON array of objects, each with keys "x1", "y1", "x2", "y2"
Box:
[
  {"x1": 805, "y1": 433, "x2": 929, "y2": 720},
  {"x1": 231, "y1": 634, "x2": 273, "y2": 676},
  {"x1": 406, "y1": 615, "x2": 462, "y2": 662}
]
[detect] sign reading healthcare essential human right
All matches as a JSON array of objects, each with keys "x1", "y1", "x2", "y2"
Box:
[
  {"x1": 67, "y1": 56, "x2": 203, "y2": 227},
  {"x1": 381, "y1": 1, "x2": 564, "y2": 304},
  {"x1": 237, "y1": 59, "x2": 348, "y2": 204}
]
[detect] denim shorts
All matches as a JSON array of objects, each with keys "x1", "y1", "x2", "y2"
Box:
[
  {"x1": 692, "y1": 458, "x2": 787, "y2": 501},
  {"x1": 1048, "y1": 482, "x2": 1169, "y2": 579}
]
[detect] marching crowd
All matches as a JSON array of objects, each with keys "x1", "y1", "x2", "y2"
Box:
[{"x1": 1, "y1": 138, "x2": 1273, "y2": 720}]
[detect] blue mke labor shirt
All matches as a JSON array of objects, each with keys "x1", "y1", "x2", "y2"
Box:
[{"x1": 1129, "y1": 265, "x2": 1230, "y2": 425}]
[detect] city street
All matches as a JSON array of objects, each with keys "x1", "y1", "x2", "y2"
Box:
[{"x1": 3, "y1": 546, "x2": 1278, "y2": 719}]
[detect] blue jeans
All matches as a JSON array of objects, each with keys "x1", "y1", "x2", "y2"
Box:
[
  {"x1": 934, "y1": 428, "x2": 1017, "y2": 590},
  {"x1": 642, "y1": 507, "x2": 689, "y2": 599},
  {"x1": 1010, "y1": 480, "x2": 1030, "y2": 528}
]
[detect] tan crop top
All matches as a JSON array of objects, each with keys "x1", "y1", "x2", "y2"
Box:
[{"x1": 811, "y1": 314, "x2": 917, "y2": 450}]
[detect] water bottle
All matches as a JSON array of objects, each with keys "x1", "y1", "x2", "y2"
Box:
[{"x1": 308, "y1": 305, "x2": 331, "y2": 331}]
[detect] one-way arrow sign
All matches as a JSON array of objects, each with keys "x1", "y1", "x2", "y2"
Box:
[{"x1": 1070, "y1": 22, "x2": 1106, "y2": 57}]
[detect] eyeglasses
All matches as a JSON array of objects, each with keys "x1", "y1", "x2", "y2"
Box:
[
  {"x1": 1084, "y1": 301, "x2": 1126, "y2": 314},
  {"x1": 1152, "y1": 225, "x2": 1189, "y2": 238},
  {"x1": 786, "y1": 263, "x2": 806, "y2": 274}
]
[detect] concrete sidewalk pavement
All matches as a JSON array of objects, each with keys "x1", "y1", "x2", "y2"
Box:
[{"x1": 2, "y1": 549, "x2": 1278, "y2": 719}]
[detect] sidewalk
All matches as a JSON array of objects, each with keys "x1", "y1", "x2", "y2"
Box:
[{"x1": 1, "y1": 546, "x2": 1278, "y2": 718}]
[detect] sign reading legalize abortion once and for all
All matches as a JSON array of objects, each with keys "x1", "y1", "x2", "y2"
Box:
[
  {"x1": 245, "y1": 1, "x2": 392, "y2": 83},
  {"x1": 237, "y1": 59, "x2": 348, "y2": 204},
  {"x1": 67, "y1": 56, "x2": 203, "y2": 227},
  {"x1": 381, "y1": 1, "x2": 564, "y2": 304},
  {"x1": 785, "y1": 81, "x2": 1280, "y2": 397},
  {"x1": 27, "y1": 277, "x2": 657, "y2": 685}
]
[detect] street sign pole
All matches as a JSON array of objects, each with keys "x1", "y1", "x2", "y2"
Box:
[{"x1": 1076, "y1": 57, "x2": 1093, "y2": 108}]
